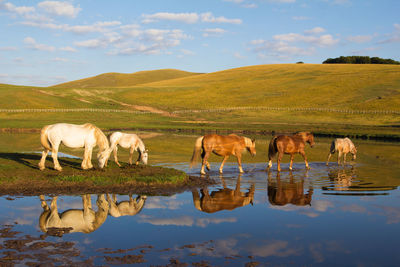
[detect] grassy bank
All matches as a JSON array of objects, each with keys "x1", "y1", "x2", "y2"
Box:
[{"x1": 0, "y1": 152, "x2": 214, "y2": 196}]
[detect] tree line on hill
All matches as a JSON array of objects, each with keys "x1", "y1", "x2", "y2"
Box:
[{"x1": 323, "y1": 56, "x2": 400, "y2": 65}]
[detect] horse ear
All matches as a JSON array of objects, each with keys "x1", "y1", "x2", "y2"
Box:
[{"x1": 251, "y1": 138, "x2": 256, "y2": 143}]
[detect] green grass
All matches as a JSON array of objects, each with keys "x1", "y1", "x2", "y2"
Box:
[{"x1": 1, "y1": 64, "x2": 399, "y2": 138}]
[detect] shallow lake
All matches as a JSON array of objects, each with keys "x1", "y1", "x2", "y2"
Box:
[{"x1": 0, "y1": 132, "x2": 399, "y2": 266}]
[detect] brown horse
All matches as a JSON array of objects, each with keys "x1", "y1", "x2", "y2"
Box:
[
  {"x1": 267, "y1": 172, "x2": 313, "y2": 206},
  {"x1": 190, "y1": 134, "x2": 256, "y2": 175},
  {"x1": 267, "y1": 132, "x2": 314, "y2": 172},
  {"x1": 192, "y1": 175, "x2": 255, "y2": 213}
]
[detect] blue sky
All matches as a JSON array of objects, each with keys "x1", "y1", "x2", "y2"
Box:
[{"x1": 0, "y1": 0, "x2": 399, "y2": 86}]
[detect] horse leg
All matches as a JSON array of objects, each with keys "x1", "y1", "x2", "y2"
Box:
[
  {"x1": 201, "y1": 150, "x2": 211, "y2": 175},
  {"x1": 343, "y1": 153, "x2": 347, "y2": 165},
  {"x1": 87, "y1": 147, "x2": 93, "y2": 169},
  {"x1": 236, "y1": 154, "x2": 244, "y2": 173},
  {"x1": 337, "y1": 151, "x2": 343, "y2": 165},
  {"x1": 326, "y1": 153, "x2": 332, "y2": 166},
  {"x1": 219, "y1": 155, "x2": 229, "y2": 174},
  {"x1": 51, "y1": 144, "x2": 62, "y2": 171},
  {"x1": 135, "y1": 150, "x2": 141, "y2": 165},
  {"x1": 82, "y1": 147, "x2": 89, "y2": 169},
  {"x1": 40, "y1": 195, "x2": 49, "y2": 211},
  {"x1": 39, "y1": 149, "x2": 49, "y2": 171},
  {"x1": 277, "y1": 152, "x2": 283, "y2": 172},
  {"x1": 300, "y1": 151, "x2": 310, "y2": 170},
  {"x1": 289, "y1": 154, "x2": 294, "y2": 171},
  {"x1": 113, "y1": 146, "x2": 121, "y2": 167},
  {"x1": 129, "y1": 146, "x2": 134, "y2": 165}
]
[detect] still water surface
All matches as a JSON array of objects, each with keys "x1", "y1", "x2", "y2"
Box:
[{"x1": 0, "y1": 133, "x2": 399, "y2": 266}]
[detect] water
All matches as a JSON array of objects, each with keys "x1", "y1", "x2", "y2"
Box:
[{"x1": 0, "y1": 133, "x2": 399, "y2": 266}]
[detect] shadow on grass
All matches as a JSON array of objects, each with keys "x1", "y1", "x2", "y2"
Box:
[{"x1": 0, "y1": 152, "x2": 82, "y2": 170}]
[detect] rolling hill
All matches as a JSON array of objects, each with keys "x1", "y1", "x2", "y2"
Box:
[{"x1": 53, "y1": 69, "x2": 202, "y2": 88}]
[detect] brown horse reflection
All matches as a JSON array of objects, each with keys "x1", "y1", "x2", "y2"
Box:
[
  {"x1": 267, "y1": 132, "x2": 314, "y2": 172},
  {"x1": 107, "y1": 193, "x2": 147, "y2": 217},
  {"x1": 39, "y1": 194, "x2": 109, "y2": 236},
  {"x1": 192, "y1": 176, "x2": 255, "y2": 213},
  {"x1": 267, "y1": 172, "x2": 313, "y2": 206},
  {"x1": 190, "y1": 134, "x2": 256, "y2": 175}
]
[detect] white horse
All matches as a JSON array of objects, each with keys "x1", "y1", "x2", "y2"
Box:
[
  {"x1": 38, "y1": 123, "x2": 111, "y2": 171},
  {"x1": 107, "y1": 193, "x2": 147, "y2": 217},
  {"x1": 326, "y1": 137, "x2": 357, "y2": 166},
  {"x1": 108, "y1": 132, "x2": 148, "y2": 167},
  {"x1": 39, "y1": 194, "x2": 109, "y2": 235}
]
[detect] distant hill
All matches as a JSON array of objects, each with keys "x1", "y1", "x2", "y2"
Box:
[{"x1": 53, "y1": 69, "x2": 202, "y2": 88}]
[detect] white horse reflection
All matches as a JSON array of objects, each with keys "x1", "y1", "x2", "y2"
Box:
[
  {"x1": 107, "y1": 193, "x2": 147, "y2": 217},
  {"x1": 108, "y1": 132, "x2": 148, "y2": 167},
  {"x1": 39, "y1": 194, "x2": 109, "y2": 235}
]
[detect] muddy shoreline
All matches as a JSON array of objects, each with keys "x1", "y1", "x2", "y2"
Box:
[{"x1": 0, "y1": 175, "x2": 216, "y2": 196}]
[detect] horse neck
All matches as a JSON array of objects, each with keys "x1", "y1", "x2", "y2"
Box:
[
  {"x1": 243, "y1": 137, "x2": 252, "y2": 149},
  {"x1": 136, "y1": 138, "x2": 145, "y2": 153},
  {"x1": 94, "y1": 127, "x2": 109, "y2": 151}
]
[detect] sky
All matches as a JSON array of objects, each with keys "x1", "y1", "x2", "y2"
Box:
[{"x1": 0, "y1": 0, "x2": 399, "y2": 87}]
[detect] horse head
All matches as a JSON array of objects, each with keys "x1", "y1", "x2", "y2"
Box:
[
  {"x1": 351, "y1": 146, "x2": 357, "y2": 160},
  {"x1": 141, "y1": 149, "x2": 149, "y2": 165},
  {"x1": 97, "y1": 148, "x2": 112, "y2": 168},
  {"x1": 245, "y1": 138, "x2": 256, "y2": 156},
  {"x1": 307, "y1": 133, "x2": 315, "y2": 148}
]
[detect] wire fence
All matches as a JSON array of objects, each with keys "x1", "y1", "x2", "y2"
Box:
[{"x1": 0, "y1": 107, "x2": 399, "y2": 115}]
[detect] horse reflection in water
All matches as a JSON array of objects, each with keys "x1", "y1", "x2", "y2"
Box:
[
  {"x1": 267, "y1": 172, "x2": 313, "y2": 206},
  {"x1": 326, "y1": 168, "x2": 355, "y2": 191},
  {"x1": 107, "y1": 193, "x2": 147, "y2": 217},
  {"x1": 39, "y1": 194, "x2": 109, "y2": 235},
  {"x1": 192, "y1": 175, "x2": 255, "y2": 213}
]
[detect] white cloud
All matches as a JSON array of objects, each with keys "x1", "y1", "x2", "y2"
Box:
[
  {"x1": 20, "y1": 20, "x2": 122, "y2": 34},
  {"x1": 51, "y1": 57, "x2": 68, "y2": 62},
  {"x1": 268, "y1": 0, "x2": 296, "y2": 3},
  {"x1": 0, "y1": 1, "x2": 35, "y2": 15},
  {"x1": 203, "y1": 28, "x2": 227, "y2": 37},
  {"x1": 201, "y1": 12, "x2": 242, "y2": 24},
  {"x1": 142, "y1": 12, "x2": 199, "y2": 24},
  {"x1": 60, "y1": 46, "x2": 77, "y2": 52},
  {"x1": 247, "y1": 240, "x2": 300, "y2": 257},
  {"x1": 223, "y1": 0, "x2": 245, "y2": 3},
  {"x1": 304, "y1": 27, "x2": 325, "y2": 35},
  {"x1": 273, "y1": 32, "x2": 338, "y2": 46},
  {"x1": 23, "y1": 36, "x2": 55, "y2": 52},
  {"x1": 234, "y1": 52, "x2": 246, "y2": 59},
  {"x1": 74, "y1": 38, "x2": 105, "y2": 48},
  {"x1": 346, "y1": 35, "x2": 373, "y2": 43},
  {"x1": 378, "y1": 23, "x2": 400, "y2": 44},
  {"x1": 38, "y1": 1, "x2": 81, "y2": 18}
]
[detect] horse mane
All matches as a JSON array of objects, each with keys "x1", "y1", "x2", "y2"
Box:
[
  {"x1": 243, "y1": 137, "x2": 253, "y2": 148},
  {"x1": 136, "y1": 136, "x2": 146, "y2": 152},
  {"x1": 85, "y1": 123, "x2": 109, "y2": 151}
]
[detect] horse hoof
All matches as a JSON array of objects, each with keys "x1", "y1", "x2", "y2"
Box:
[
  {"x1": 200, "y1": 171, "x2": 206, "y2": 175},
  {"x1": 55, "y1": 167, "x2": 62, "y2": 171}
]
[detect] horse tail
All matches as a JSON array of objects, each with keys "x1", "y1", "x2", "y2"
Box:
[
  {"x1": 268, "y1": 136, "x2": 278, "y2": 160},
  {"x1": 40, "y1": 125, "x2": 52, "y2": 150},
  {"x1": 190, "y1": 136, "x2": 204, "y2": 168},
  {"x1": 330, "y1": 140, "x2": 336, "y2": 154}
]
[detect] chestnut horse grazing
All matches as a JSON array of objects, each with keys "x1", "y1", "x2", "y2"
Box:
[
  {"x1": 190, "y1": 134, "x2": 256, "y2": 175},
  {"x1": 267, "y1": 132, "x2": 315, "y2": 172},
  {"x1": 326, "y1": 137, "x2": 357, "y2": 166}
]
